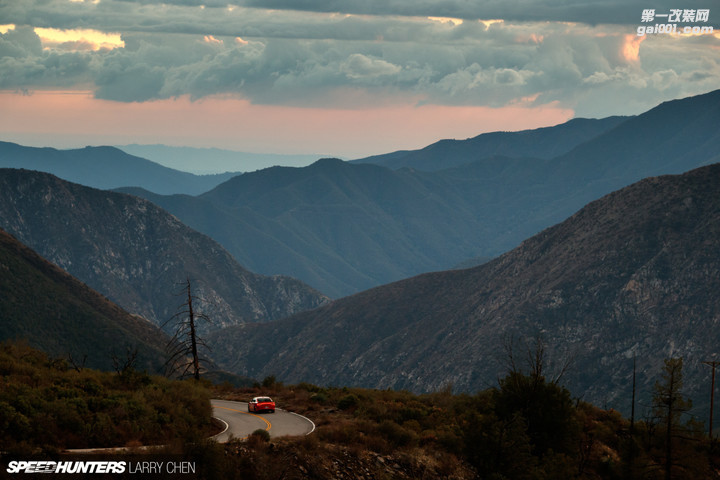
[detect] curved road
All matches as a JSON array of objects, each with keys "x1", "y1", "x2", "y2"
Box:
[{"x1": 211, "y1": 399, "x2": 315, "y2": 442}]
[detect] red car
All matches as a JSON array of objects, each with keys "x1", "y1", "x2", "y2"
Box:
[{"x1": 248, "y1": 396, "x2": 275, "y2": 413}]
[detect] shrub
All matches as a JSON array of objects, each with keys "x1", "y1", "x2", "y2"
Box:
[
  {"x1": 337, "y1": 394, "x2": 359, "y2": 411},
  {"x1": 377, "y1": 420, "x2": 416, "y2": 448},
  {"x1": 261, "y1": 375, "x2": 277, "y2": 388},
  {"x1": 495, "y1": 371, "x2": 579, "y2": 456},
  {"x1": 310, "y1": 392, "x2": 328, "y2": 404},
  {"x1": 250, "y1": 428, "x2": 270, "y2": 442}
]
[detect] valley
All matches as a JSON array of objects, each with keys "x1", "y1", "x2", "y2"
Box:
[{"x1": 1, "y1": 88, "x2": 719, "y2": 438}]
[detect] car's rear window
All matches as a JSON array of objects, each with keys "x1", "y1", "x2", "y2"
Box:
[{"x1": 258, "y1": 397, "x2": 273, "y2": 402}]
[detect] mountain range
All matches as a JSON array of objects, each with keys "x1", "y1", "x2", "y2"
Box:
[
  {"x1": 353, "y1": 115, "x2": 628, "y2": 171},
  {"x1": 0, "y1": 142, "x2": 240, "y2": 195},
  {"x1": 207, "y1": 162, "x2": 720, "y2": 419},
  {"x1": 119, "y1": 159, "x2": 488, "y2": 297},
  {"x1": 117, "y1": 144, "x2": 321, "y2": 174},
  {"x1": 0, "y1": 228, "x2": 168, "y2": 372},
  {"x1": 118, "y1": 89, "x2": 720, "y2": 297},
  {"x1": 0, "y1": 169, "x2": 328, "y2": 333}
]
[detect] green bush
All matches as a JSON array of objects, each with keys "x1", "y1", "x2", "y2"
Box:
[
  {"x1": 250, "y1": 428, "x2": 271, "y2": 442},
  {"x1": 261, "y1": 375, "x2": 277, "y2": 388},
  {"x1": 310, "y1": 392, "x2": 328, "y2": 404},
  {"x1": 495, "y1": 371, "x2": 579, "y2": 456},
  {"x1": 337, "y1": 394, "x2": 359, "y2": 410},
  {"x1": 377, "y1": 420, "x2": 416, "y2": 448}
]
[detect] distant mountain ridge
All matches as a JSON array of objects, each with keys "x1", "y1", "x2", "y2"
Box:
[
  {"x1": 0, "y1": 169, "x2": 329, "y2": 332},
  {"x1": 207, "y1": 162, "x2": 720, "y2": 420},
  {"x1": 353, "y1": 116, "x2": 629, "y2": 171},
  {"x1": 0, "y1": 142, "x2": 240, "y2": 195},
  {"x1": 118, "y1": 144, "x2": 321, "y2": 174},
  {"x1": 0, "y1": 228, "x2": 168, "y2": 372}
]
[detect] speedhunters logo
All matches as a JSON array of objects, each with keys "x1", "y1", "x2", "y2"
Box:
[
  {"x1": 7, "y1": 461, "x2": 126, "y2": 474},
  {"x1": 6, "y1": 460, "x2": 196, "y2": 475}
]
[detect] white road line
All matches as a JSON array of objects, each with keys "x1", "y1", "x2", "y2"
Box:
[
  {"x1": 211, "y1": 417, "x2": 229, "y2": 439},
  {"x1": 281, "y1": 409, "x2": 316, "y2": 435}
]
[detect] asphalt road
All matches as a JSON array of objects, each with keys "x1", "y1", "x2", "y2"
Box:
[{"x1": 211, "y1": 399, "x2": 315, "y2": 442}]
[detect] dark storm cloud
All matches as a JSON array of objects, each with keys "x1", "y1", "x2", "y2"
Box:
[
  {"x1": 110, "y1": 0, "x2": 692, "y2": 25},
  {"x1": 0, "y1": 26, "x2": 92, "y2": 89}
]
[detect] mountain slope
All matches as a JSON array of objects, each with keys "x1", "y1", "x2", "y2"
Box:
[
  {"x1": 0, "y1": 142, "x2": 239, "y2": 195},
  {"x1": 208, "y1": 163, "x2": 720, "y2": 414},
  {"x1": 354, "y1": 116, "x2": 629, "y2": 171},
  {"x1": 0, "y1": 169, "x2": 328, "y2": 332},
  {"x1": 0, "y1": 228, "x2": 168, "y2": 372}
]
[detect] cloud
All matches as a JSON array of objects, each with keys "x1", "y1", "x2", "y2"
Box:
[
  {"x1": 35, "y1": 27, "x2": 125, "y2": 51},
  {"x1": 236, "y1": 0, "x2": 686, "y2": 25},
  {"x1": 103, "y1": 0, "x2": 691, "y2": 26},
  {"x1": 340, "y1": 54, "x2": 401, "y2": 79},
  {"x1": 0, "y1": 0, "x2": 718, "y2": 119},
  {"x1": 0, "y1": 26, "x2": 92, "y2": 89},
  {"x1": 95, "y1": 61, "x2": 165, "y2": 102},
  {"x1": 0, "y1": 25, "x2": 43, "y2": 58}
]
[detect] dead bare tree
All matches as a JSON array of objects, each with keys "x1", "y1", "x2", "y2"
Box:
[
  {"x1": 653, "y1": 357, "x2": 693, "y2": 480},
  {"x1": 163, "y1": 278, "x2": 212, "y2": 381},
  {"x1": 67, "y1": 353, "x2": 87, "y2": 372},
  {"x1": 110, "y1": 346, "x2": 139, "y2": 384},
  {"x1": 502, "y1": 334, "x2": 575, "y2": 386}
]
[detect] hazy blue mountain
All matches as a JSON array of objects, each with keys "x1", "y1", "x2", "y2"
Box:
[
  {"x1": 0, "y1": 228, "x2": 169, "y2": 373},
  {"x1": 0, "y1": 169, "x2": 329, "y2": 332},
  {"x1": 120, "y1": 90, "x2": 720, "y2": 298},
  {"x1": 119, "y1": 159, "x2": 487, "y2": 298},
  {"x1": 208, "y1": 162, "x2": 720, "y2": 425},
  {"x1": 0, "y1": 142, "x2": 240, "y2": 195},
  {"x1": 118, "y1": 144, "x2": 322, "y2": 174},
  {"x1": 368, "y1": 89, "x2": 720, "y2": 259},
  {"x1": 353, "y1": 116, "x2": 629, "y2": 171}
]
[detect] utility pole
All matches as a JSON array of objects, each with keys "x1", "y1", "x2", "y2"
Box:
[
  {"x1": 627, "y1": 357, "x2": 637, "y2": 480},
  {"x1": 631, "y1": 357, "x2": 636, "y2": 434},
  {"x1": 703, "y1": 360, "x2": 719, "y2": 440}
]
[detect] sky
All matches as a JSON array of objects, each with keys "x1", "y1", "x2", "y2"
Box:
[{"x1": 0, "y1": 0, "x2": 718, "y2": 160}]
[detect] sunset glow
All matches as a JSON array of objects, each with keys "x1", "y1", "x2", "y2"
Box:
[
  {"x1": 622, "y1": 34, "x2": 645, "y2": 62},
  {"x1": 428, "y1": 17, "x2": 464, "y2": 26},
  {"x1": 0, "y1": 90, "x2": 573, "y2": 157},
  {"x1": 203, "y1": 35, "x2": 223, "y2": 45},
  {"x1": 35, "y1": 27, "x2": 124, "y2": 51},
  {"x1": 479, "y1": 19, "x2": 504, "y2": 29}
]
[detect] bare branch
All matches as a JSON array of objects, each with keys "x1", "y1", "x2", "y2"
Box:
[
  {"x1": 164, "y1": 278, "x2": 212, "y2": 381},
  {"x1": 67, "y1": 353, "x2": 87, "y2": 373}
]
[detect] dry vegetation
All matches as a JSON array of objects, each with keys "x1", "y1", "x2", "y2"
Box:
[
  {"x1": 207, "y1": 371, "x2": 720, "y2": 480},
  {"x1": 0, "y1": 341, "x2": 214, "y2": 454},
  {"x1": 2, "y1": 342, "x2": 719, "y2": 479}
]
